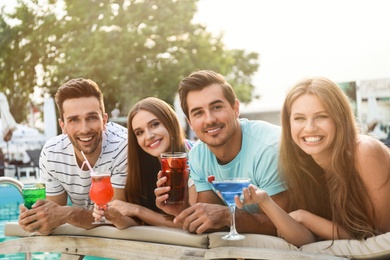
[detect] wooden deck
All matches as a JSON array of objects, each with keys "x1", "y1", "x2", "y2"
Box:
[{"x1": 0, "y1": 222, "x2": 352, "y2": 260}]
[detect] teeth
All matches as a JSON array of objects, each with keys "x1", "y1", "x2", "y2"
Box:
[
  {"x1": 149, "y1": 140, "x2": 160, "y2": 148},
  {"x1": 207, "y1": 128, "x2": 220, "y2": 133},
  {"x1": 304, "y1": 136, "x2": 321, "y2": 143},
  {"x1": 80, "y1": 137, "x2": 92, "y2": 141}
]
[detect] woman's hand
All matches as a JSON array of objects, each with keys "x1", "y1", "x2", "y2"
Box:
[
  {"x1": 108, "y1": 200, "x2": 139, "y2": 217},
  {"x1": 236, "y1": 184, "x2": 270, "y2": 209}
]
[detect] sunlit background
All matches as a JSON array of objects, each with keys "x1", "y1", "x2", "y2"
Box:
[
  {"x1": 195, "y1": 0, "x2": 390, "y2": 108},
  {"x1": 0, "y1": 1, "x2": 389, "y2": 258}
]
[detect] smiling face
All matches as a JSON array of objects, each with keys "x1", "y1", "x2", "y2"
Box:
[
  {"x1": 187, "y1": 83, "x2": 240, "y2": 149},
  {"x1": 132, "y1": 109, "x2": 170, "y2": 157},
  {"x1": 290, "y1": 94, "x2": 336, "y2": 161},
  {"x1": 59, "y1": 96, "x2": 107, "y2": 157}
]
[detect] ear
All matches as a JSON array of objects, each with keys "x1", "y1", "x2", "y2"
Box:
[
  {"x1": 103, "y1": 113, "x2": 108, "y2": 130},
  {"x1": 234, "y1": 98, "x2": 240, "y2": 118},
  {"x1": 58, "y1": 119, "x2": 66, "y2": 134},
  {"x1": 186, "y1": 117, "x2": 193, "y2": 130}
]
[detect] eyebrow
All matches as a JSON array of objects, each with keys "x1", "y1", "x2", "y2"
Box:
[
  {"x1": 65, "y1": 111, "x2": 100, "y2": 120},
  {"x1": 292, "y1": 110, "x2": 328, "y2": 116},
  {"x1": 132, "y1": 118, "x2": 159, "y2": 132},
  {"x1": 189, "y1": 99, "x2": 224, "y2": 115}
]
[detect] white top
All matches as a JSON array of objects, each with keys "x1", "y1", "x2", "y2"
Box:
[{"x1": 40, "y1": 122, "x2": 128, "y2": 209}]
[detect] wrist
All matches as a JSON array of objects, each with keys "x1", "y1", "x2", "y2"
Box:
[
  {"x1": 224, "y1": 206, "x2": 231, "y2": 227},
  {"x1": 132, "y1": 204, "x2": 141, "y2": 218}
]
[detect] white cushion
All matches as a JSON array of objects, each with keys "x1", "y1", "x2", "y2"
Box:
[
  {"x1": 209, "y1": 231, "x2": 390, "y2": 259},
  {"x1": 4, "y1": 222, "x2": 208, "y2": 249},
  {"x1": 301, "y1": 232, "x2": 390, "y2": 259},
  {"x1": 209, "y1": 232, "x2": 298, "y2": 251}
]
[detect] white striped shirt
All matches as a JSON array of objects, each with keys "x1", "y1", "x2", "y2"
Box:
[{"x1": 40, "y1": 122, "x2": 128, "y2": 209}]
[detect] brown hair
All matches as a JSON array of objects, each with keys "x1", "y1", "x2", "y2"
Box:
[
  {"x1": 280, "y1": 76, "x2": 377, "y2": 239},
  {"x1": 125, "y1": 97, "x2": 186, "y2": 212},
  {"x1": 54, "y1": 78, "x2": 105, "y2": 121},
  {"x1": 178, "y1": 70, "x2": 236, "y2": 118}
]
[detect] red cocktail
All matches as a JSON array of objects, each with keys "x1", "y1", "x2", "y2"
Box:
[
  {"x1": 160, "y1": 152, "x2": 188, "y2": 204},
  {"x1": 89, "y1": 171, "x2": 114, "y2": 224}
]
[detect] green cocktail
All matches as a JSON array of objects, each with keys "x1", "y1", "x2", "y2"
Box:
[{"x1": 22, "y1": 183, "x2": 46, "y2": 209}]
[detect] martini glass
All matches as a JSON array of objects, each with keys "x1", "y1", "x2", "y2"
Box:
[
  {"x1": 89, "y1": 171, "x2": 114, "y2": 224},
  {"x1": 211, "y1": 177, "x2": 251, "y2": 240}
]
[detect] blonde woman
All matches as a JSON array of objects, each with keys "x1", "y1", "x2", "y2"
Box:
[{"x1": 238, "y1": 77, "x2": 390, "y2": 246}]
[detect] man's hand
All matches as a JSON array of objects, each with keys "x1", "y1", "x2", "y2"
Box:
[
  {"x1": 173, "y1": 203, "x2": 230, "y2": 234},
  {"x1": 18, "y1": 200, "x2": 67, "y2": 235}
]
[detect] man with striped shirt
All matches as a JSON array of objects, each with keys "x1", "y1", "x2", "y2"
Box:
[{"x1": 19, "y1": 78, "x2": 128, "y2": 234}]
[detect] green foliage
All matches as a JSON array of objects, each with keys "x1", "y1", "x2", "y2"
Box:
[{"x1": 0, "y1": 0, "x2": 259, "y2": 122}]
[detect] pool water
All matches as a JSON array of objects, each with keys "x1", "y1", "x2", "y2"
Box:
[{"x1": 0, "y1": 184, "x2": 112, "y2": 260}]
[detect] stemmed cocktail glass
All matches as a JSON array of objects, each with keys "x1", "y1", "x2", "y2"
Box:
[
  {"x1": 89, "y1": 171, "x2": 114, "y2": 224},
  {"x1": 209, "y1": 176, "x2": 251, "y2": 240}
]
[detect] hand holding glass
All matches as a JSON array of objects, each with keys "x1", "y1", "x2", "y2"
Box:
[
  {"x1": 22, "y1": 183, "x2": 46, "y2": 209},
  {"x1": 210, "y1": 177, "x2": 251, "y2": 240},
  {"x1": 89, "y1": 171, "x2": 114, "y2": 224},
  {"x1": 160, "y1": 152, "x2": 187, "y2": 205}
]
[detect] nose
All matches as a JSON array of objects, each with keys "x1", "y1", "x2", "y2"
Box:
[
  {"x1": 145, "y1": 129, "x2": 155, "y2": 140},
  {"x1": 304, "y1": 119, "x2": 317, "y2": 132},
  {"x1": 80, "y1": 120, "x2": 91, "y2": 133},
  {"x1": 204, "y1": 110, "x2": 216, "y2": 125}
]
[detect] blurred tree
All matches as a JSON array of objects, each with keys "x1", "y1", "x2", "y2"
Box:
[
  {"x1": 0, "y1": 0, "x2": 60, "y2": 122},
  {"x1": 0, "y1": 0, "x2": 259, "y2": 123}
]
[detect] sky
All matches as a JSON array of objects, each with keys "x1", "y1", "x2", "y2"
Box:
[
  {"x1": 1, "y1": 0, "x2": 390, "y2": 111},
  {"x1": 194, "y1": 0, "x2": 390, "y2": 111}
]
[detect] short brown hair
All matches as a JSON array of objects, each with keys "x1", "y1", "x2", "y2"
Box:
[
  {"x1": 178, "y1": 70, "x2": 236, "y2": 118},
  {"x1": 55, "y1": 78, "x2": 105, "y2": 121}
]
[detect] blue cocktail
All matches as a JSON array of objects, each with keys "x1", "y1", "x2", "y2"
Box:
[{"x1": 211, "y1": 177, "x2": 251, "y2": 240}]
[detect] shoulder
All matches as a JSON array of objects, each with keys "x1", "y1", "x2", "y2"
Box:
[
  {"x1": 240, "y1": 118, "x2": 281, "y2": 147},
  {"x1": 188, "y1": 140, "x2": 210, "y2": 158},
  {"x1": 240, "y1": 118, "x2": 281, "y2": 134},
  {"x1": 357, "y1": 134, "x2": 390, "y2": 158},
  {"x1": 104, "y1": 122, "x2": 128, "y2": 144},
  {"x1": 106, "y1": 122, "x2": 128, "y2": 135},
  {"x1": 356, "y1": 134, "x2": 390, "y2": 187},
  {"x1": 41, "y1": 135, "x2": 75, "y2": 166},
  {"x1": 42, "y1": 134, "x2": 72, "y2": 153}
]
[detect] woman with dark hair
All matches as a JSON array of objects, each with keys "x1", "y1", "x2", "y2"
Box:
[
  {"x1": 238, "y1": 76, "x2": 390, "y2": 246},
  {"x1": 93, "y1": 97, "x2": 196, "y2": 228}
]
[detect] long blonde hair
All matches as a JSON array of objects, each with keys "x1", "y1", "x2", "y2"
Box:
[{"x1": 280, "y1": 77, "x2": 378, "y2": 239}]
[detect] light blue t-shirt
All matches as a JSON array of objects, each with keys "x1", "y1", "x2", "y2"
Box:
[{"x1": 189, "y1": 118, "x2": 285, "y2": 213}]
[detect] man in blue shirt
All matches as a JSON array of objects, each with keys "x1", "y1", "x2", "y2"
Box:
[{"x1": 156, "y1": 70, "x2": 287, "y2": 235}]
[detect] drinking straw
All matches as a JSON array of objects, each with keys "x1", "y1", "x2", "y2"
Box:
[
  {"x1": 81, "y1": 151, "x2": 95, "y2": 174},
  {"x1": 171, "y1": 137, "x2": 175, "y2": 153}
]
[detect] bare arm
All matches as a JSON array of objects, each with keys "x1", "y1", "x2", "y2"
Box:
[
  {"x1": 235, "y1": 191, "x2": 290, "y2": 236},
  {"x1": 289, "y1": 209, "x2": 350, "y2": 241},
  {"x1": 237, "y1": 185, "x2": 315, "y2": 246},
  {"x1": 357, "y1": 136, "x2": 390, "y2": 232},
  {"x1": 99, "y1": 200, "x2": 182, "y2": 229}
]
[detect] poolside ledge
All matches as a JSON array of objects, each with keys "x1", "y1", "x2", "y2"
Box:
[{"x1": 1, "y1": 222, "x2": 390, "y2": 259}]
